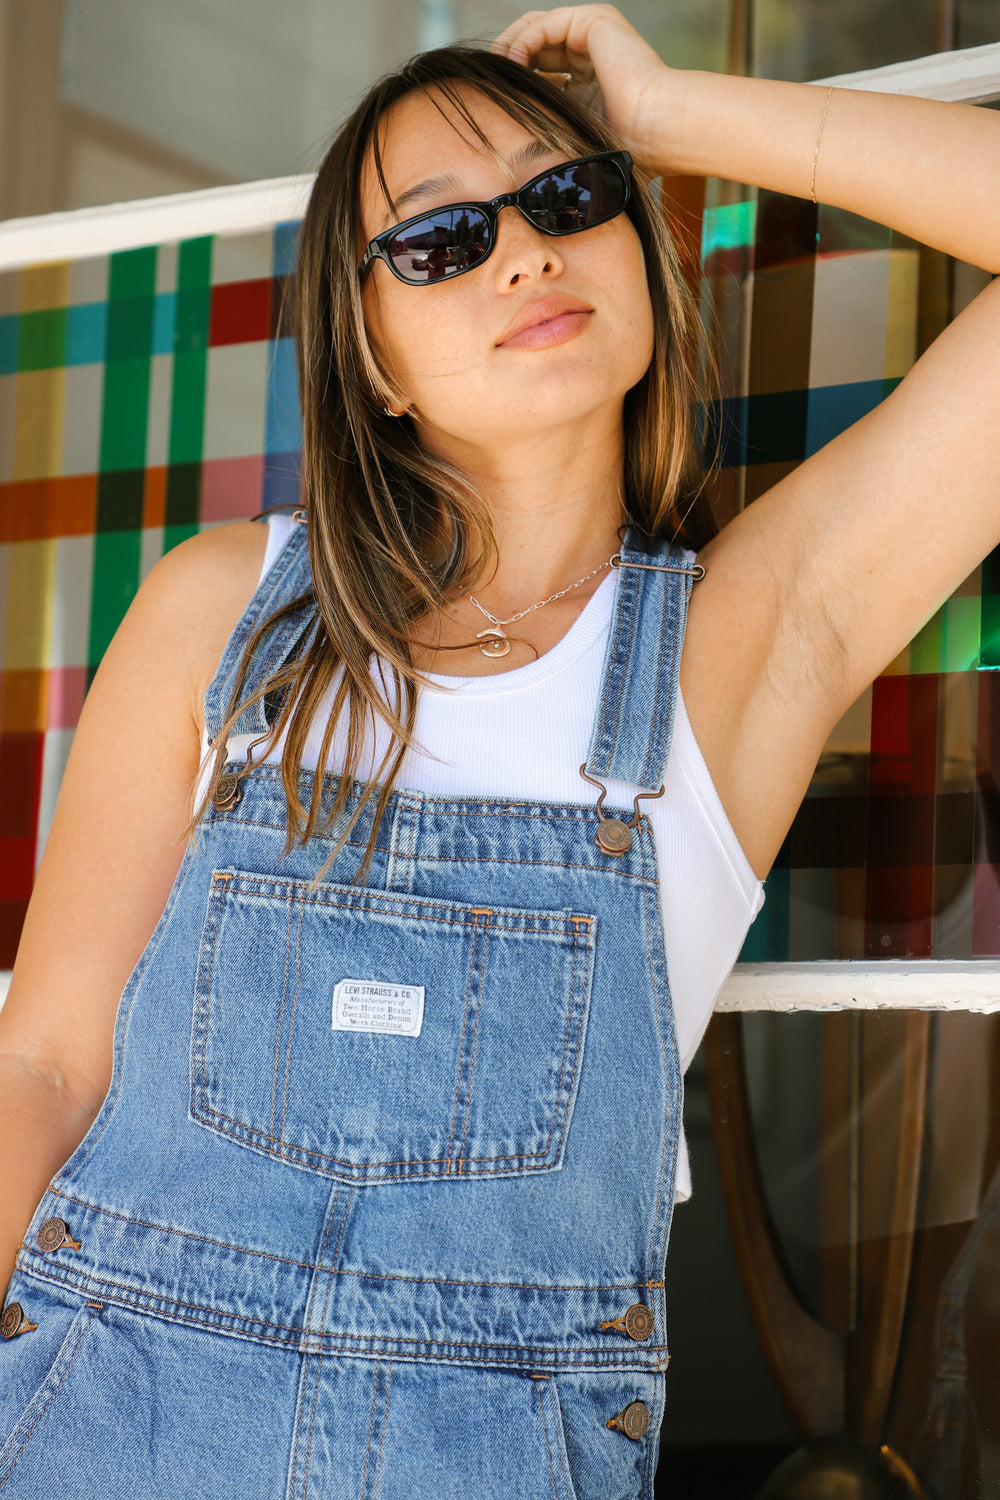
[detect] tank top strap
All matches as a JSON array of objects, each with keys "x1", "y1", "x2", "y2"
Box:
[
  {"x1": 203, "y1": 515, "x2": 317, "y2": 747},
  {"x1": 583, "y1": 526, "x2": 704, "y2": 791}
]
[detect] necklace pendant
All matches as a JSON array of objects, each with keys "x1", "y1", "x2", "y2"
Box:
[{"x1": 476, "y1": 628, "x2": 511, "y2": 659}]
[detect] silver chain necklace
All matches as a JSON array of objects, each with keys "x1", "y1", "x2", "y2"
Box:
[{"x1": 468, "y1": 552, "x2": 615, "y2": 658}]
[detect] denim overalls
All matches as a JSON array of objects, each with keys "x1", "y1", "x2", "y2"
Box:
[{"x1": 0, "y1": 522, "x2": 700, "y2": 1500}]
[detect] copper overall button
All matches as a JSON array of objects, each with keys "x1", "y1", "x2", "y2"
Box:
[
  {"x1": 212, "y1": 773, "x2": 242, "y2": 811},
  {"x1": 607, "y1": 1401, "x2": 651, "y2": 1441},
  {"x1": 623, "y1": 1304, "x2": 654, "y2": 1341},
  {"x1": 36, "y1": 1217, "x2": 81, "y2": 1253},
  {"x1": 595, "y1": 818, "x2": 632, "y2": 856},
  {"x1": 1, "y1": 1303, "x2": 38, "y2": 1340},
  {"x1": 600, "y1": 1303, "x2": 655, "y2": 1340}
]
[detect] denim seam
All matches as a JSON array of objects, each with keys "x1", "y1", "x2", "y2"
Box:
[
  {"x1": 15, "y1": 1265, "x2": 671, "y2": 1366},
  {"x1": 41, "y1": 1190, "x2": 659, "y2": 1293},
  {"x1": 288, "y1": 1185, "x2": 350, "y2": 1498},
  {"x1": 214, "y1": 872, "x2": 592, "y2": 932},
  {"x1": 405, "y1": 794, "x2": 418, "y2": 884},
  {"x1": 271, "y1": 888, "x2": 295, "y2": 1144},
  {"x1": 638, "y1": 578, "x2": 668, "y2": 787},
  {"x1": 330, "y1": 1188, "x2": 354, "y2": 1266},
  {"x1": 193, "y1": 875, "x2": 226, "y2": 1130},
  {"x1": 194, "y1": 1104, "x2": 571, "y2": 1173},
  {"x1": 303, "y1": 1185, "x2": 341, "y2": 1333},
  {"x1": 646, "y1": 573, "x2": 686, "y2": 788},
  {"x1": 642, "y1": 1383, "x2": 665, "y2": 1497},
  {"x1": 590, "y1": 554, "x2": 633, "y2": 773},
  {"x1": 646, "y1": 818, "x2": 682, "y2": 1278},
  {"x1": 456, "y1": 915, "x2": 490, "y2": 1169},
  {"x1": 384, "y1": 801, "x2": 403, "y2": 893},
  {"x1": 281, "y1": 899, "x2": 305, "y2": 1145},
  {"x1": 383, "y1": 853, "x2": 652, "y2": 881},
  {"x1": 543, "y1": 1379, "x2": 578, "y2": 1500},
  {"x1": 371, "y1": 1363, "x2": 391, "y2": 1500},
  {"x1": 549, "y1": 1383, "x2": 576, "y2": 1500},
  {"x1": 53, "y1": 842, "x2": 198, "y2": 1188},
  {"x1": 358, "y1": 1361, "x2": 380, "y2": 1500},
  {"x1": 210, "y1": 771, "x2": 648, "y2": 821},
  {"x1": 545, "y1": 928, "x2": 580, "y2": 1166},
  {"x1": 600, "y1": 555, "x2": 640, "y2": 778},
  {"x1": 204, "y1": 817, "x2": 655, "y2": 878},
  {"x1": 0, "y1": 1302, "x2": 97, "y2": 1489},
  {"x1": 445, "y1": 920, "x2": 480, "y2": 1171},
  {"x1": 298, "y1": 1354, "x2": 323, "y2": 1500},
  {"x1": 641, "y1": 871, "x2": 669, "y2": 1282},
  {"x1": 534, "y1": 1380, "x2": 562, "y2": 1500}
]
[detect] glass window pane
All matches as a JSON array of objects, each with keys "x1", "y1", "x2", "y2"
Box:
[{"x1": 753, "y1": 0, "x2": 936, "y2": 81}]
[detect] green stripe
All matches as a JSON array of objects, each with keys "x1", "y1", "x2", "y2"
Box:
[
  {"x1": 18, "y1": 307, "x2": 68, "y2": 371},
  {"x1": 89, "y1": 247, "x2": 157, "y2": 669},
  {"x1": 86, "y1": 528, "x2": 144, "y2": 668},
  {"x1": 99, "y1": 247, "x2": 156, "y2": 473},
  {"x1": 165, "y1": 237, "x2": 213, "y2": 544}
]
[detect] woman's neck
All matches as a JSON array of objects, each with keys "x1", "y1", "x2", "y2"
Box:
[
  {"x1": 417, "y1": 411, "x2": 627, "y2": 618},
  {"x1": 407, "y1": 423, "x2": 626, "y2": 677}
]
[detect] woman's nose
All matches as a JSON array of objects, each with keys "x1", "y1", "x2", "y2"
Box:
[{"x1": 490, "y1": 204, "x2": 564, "y2": 287}]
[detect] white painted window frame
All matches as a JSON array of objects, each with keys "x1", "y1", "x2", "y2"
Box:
[{"x1": 1, "y1": 41, "x2": 998, "y2": 1012}]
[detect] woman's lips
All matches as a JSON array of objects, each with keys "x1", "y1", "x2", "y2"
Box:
[
  {"x1": 496, "y1": 296, "x2": 594, "y2": 350},
  {"x1": 498, "y1": 310, "x2": 592, "y2": 350}
]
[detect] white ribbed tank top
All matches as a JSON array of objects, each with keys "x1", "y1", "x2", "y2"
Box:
[{"x1": 201, "y1": 513, "x2": 764, "y2": 1200}]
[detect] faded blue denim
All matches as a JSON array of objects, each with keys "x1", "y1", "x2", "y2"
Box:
[{"x1": 0, "y1": 523, "x2": 700, "y2": 1499}]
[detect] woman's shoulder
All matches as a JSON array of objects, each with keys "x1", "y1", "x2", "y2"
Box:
[
  {"x1": 133, "y1": 519, "x2": 271, "y2": 730},
  {"x1": 144, "y1": 518, "x2": 269, "y2": 630}
]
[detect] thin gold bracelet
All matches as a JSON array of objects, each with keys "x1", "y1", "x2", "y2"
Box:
[{"x1": 810, "y1": 85, "x2": 834, "y2": 204}]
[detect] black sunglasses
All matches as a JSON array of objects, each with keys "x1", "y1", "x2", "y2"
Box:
[{"x1": 359, "y1": 149, "x2": 632, "y2": 286}]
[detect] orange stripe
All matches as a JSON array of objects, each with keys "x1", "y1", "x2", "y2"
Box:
[
  {"x1": 0, "y1": 474, "x2": 97, "y2": 543},
  {"x1": 0, "y1": 669, "x2": 48, "y2": 731},
  {"x1": 143, "y1": 465, "x2": 167, "y2": 529}
]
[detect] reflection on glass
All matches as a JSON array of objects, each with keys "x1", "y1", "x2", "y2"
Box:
[
  {"x1": 730, "y1": 1010, "x2": 1000, "y2": 1497},
  {"x1": 753, "y1": 0, "x2": 936, "y2": 80}
]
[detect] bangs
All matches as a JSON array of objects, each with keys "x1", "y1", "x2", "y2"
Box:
[{"x1": 369, "y1": 76, "x2": 599, "y2": 223}]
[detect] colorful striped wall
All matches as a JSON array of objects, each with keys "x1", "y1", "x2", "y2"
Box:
[{"x1": 0, "y1": 193, "x2": 996, "y2": 967}]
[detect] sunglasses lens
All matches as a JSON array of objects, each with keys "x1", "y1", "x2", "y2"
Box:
[
  {"x1": 387, "y1": 208, "x2": 492, "y2": 283},
  {"x1": 522, "y1": 157, "x2": 627, "y2": 234}
]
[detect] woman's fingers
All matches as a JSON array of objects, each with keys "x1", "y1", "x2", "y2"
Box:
[
  {"x1": 490, "y1": 6, "x2": 673, "y2": 166},
  {"x1": 493, "y1": 8, "x2": 598, "y2": 83}
]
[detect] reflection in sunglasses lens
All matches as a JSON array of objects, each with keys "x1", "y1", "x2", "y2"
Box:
[
  {"x1": 523, "y1": 159, "x2": 622, "y2": 234},
  {"x1": 388, "y1": 208, "x2": 492, "y2": 283}
]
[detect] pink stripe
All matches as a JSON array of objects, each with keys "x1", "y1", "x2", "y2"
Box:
[
  {"x1": 47, "y1": 666, "x2": 87, "y2": 729},
  {"x1": 200, "y1": 455, "x2": 265, "y2": 523}
]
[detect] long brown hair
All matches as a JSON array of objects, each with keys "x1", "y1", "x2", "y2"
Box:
[{"x1": 193, "y1": 44, "x2": 718, "y2": 875}]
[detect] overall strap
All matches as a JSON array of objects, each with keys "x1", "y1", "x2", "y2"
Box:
[
  {"x1": 203, "y1": 516, "x2": 317, "y2": 746},
  {"x1": 584, "y1": 526, "x2": 704, "y2": 790}
]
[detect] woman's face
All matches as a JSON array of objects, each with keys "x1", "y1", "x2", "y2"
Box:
[{"x1": 359, "y1": 85, "x2": 655, "y2": 464}]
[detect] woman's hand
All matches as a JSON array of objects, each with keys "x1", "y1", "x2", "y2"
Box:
[{"x1": 491, "y1": 5, "x2": 679, "y2": 173}]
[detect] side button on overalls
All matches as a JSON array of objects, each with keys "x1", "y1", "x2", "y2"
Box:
[{"x1": 1, "y1": 524, "x2": 700, "y2": 1500}]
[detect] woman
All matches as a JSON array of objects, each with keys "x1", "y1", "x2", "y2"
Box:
[{"x1": 1, "y1": 6, "x2": 998, "y2": 1496}]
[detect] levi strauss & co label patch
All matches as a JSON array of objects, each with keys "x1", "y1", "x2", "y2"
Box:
[{"x1": 331, "y1": 979, "x2": 425, "y2": 1038}]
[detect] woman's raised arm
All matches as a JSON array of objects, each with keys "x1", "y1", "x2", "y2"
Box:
[
  {"x1": 494, "y1": 5, "x2": 1000, "y2": 880},
  {"x1": 495, "y1": 5, "x2": 1000, "y2": 271}
]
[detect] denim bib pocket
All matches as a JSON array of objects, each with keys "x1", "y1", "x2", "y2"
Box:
[{"x1": 190, "y1": 870, "x2": 596, "y2": 1185}]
